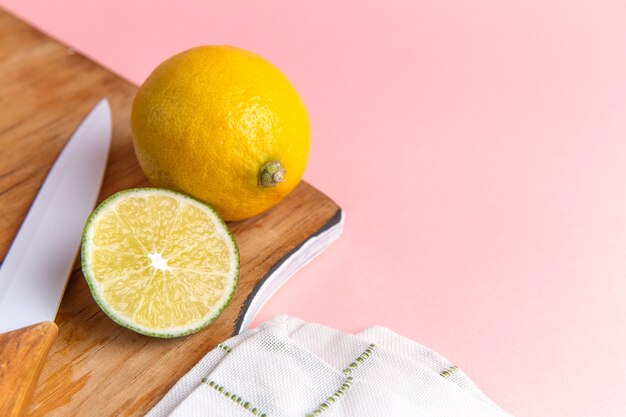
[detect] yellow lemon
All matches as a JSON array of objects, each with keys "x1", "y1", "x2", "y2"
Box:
[{"x1": 131, "y1": 46, "x2": 310, "y2": 221}]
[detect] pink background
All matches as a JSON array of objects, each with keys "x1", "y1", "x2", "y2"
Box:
[{"x1": 2, "y1": 1, "x2": 626, "y2": 415}]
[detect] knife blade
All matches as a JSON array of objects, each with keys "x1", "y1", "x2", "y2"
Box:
[
  {"x1": 0, "y1": 98, "x2": 111, "y2": 334},
  {"x1": 0, "y1": 99, "x2": 111, "y2": 416}
]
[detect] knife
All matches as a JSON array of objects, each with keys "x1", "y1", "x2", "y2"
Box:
[{"x1": 0, "y1": 99, "x2": 111, "y2": 416}]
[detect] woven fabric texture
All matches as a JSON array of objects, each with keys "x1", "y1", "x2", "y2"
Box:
[{"x1": 148, "y1": 315, "x2": 512, "y2": 417}]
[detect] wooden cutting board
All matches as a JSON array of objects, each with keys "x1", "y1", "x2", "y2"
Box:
[{"x1": 0, "y1": 10, "x2": 341, "y2": 416}]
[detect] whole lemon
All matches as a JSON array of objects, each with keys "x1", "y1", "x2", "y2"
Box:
[{"x1": 131, "y1": 46, "x2": 310, "y2": 221}]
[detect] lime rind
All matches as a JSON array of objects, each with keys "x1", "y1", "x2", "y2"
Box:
[{"x1": 81, "y1": 187, "x2": 239, "y2": 338}]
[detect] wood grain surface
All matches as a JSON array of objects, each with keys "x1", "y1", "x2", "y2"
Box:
[
  {"x1": 0, "y1": 10, "x2": 340, "y2": 416},
  {"x1": 0, "y1": 322, "x2": 58, "y2": 417}
]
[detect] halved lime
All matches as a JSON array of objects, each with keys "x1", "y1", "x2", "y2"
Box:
[{"x1": 81, "y1": 188, "x2": 239, "y2": 338}]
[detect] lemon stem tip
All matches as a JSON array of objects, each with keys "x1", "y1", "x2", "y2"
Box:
[{"x1": 259, "y1": 160, "x2": 286, "y2": 187}]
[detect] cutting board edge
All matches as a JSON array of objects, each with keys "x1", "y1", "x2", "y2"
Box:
[{"x1": 234, "y1": 207, "x2": 343, "y2": 333}]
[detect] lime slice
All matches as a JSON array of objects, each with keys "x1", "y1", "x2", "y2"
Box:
[{"x1": 81, "y1": 188, "x2": 239, "y2": 338}]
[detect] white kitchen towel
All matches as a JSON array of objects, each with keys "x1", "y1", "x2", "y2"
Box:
[{"x1": 148, "y1": 315, "x2": 512, "y2": 417}]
